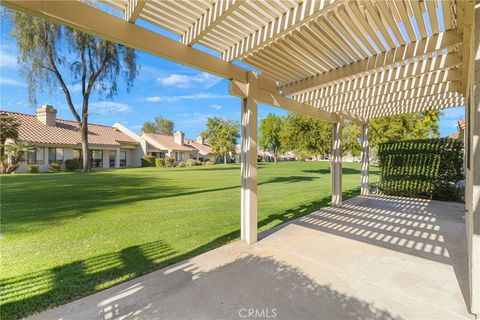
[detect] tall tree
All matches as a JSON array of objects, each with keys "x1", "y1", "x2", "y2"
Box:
[
  {"x1": 259, "y1": 113, "x2": 285, "y2": 164},
  {"x1": 281, "y1": 113, "x2": 331, "y2": 159},
  {"x1": 141, "y1": 117, "x2": 174, "y2": 135},
  {"x1": 10, "y1": 11, "x2": 137, "y2": 171},
  {"x1": 203, "y1": 117, "x2": 239, "y2": 164},
  {"x1": 370, "y1": 110, "x2": 442, "y2": 147},
  {"x1": 141, "y1": 121, "x2": 157, "y2": 134},
  {"x1": 154, "y1": 116, "x2": 174, "y2": 135}
]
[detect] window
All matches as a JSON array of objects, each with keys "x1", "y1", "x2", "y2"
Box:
[
  {"x1": 73, "y1": 149, "x2": 83, "y2": 169},
  {"x1": 90, "y1": 150, "x2": 103, "y2": 168},
  {"x1": 48, "y1": 148, "x2": 64, "y2": 163},
  {"x1": 109, "y1": 150, "x2": 116, "y2": 167},
  {"x1": 27, "y1": 147, "x2": 44, "y2": 164},
  {"x1": 120, "y1": 151, "x2": 127, "y2": 167}
]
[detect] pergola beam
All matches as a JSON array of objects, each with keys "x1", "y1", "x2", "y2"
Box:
[
  {"x1": 181, "y1": 0, "x2": 244, "y2": 46},
  {"x1": 221, "y1": 0, "x2": 342, "y2": 61},
  {"x1": 280, "y1": 30, "x2": 463, "y2": 95},
  {"x1": 229, "y1": 80, "x2": 356, "y2": 123},
  {"x1": 124, "y1": 0, "x2": 147, "y2": 23}
]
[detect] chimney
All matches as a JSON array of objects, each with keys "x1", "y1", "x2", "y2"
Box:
[
  {"x1": 174, "y1": 131, "x2": 185, "y2": 146},
  {"x1": 196, "y1": 135, "x2": 204, "y2": 145},
  {"x1": 36, "y1": 105, "x2": 57, "y2": 126}
]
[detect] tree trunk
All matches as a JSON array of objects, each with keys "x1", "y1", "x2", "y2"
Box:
[
  {"x1": 224, "y1": 154, "x2": 227, "y2": 164},
  {"x1": 274, "y1": 155, "x2": 277, "y2": 164},
  {"x1": 81, "y1": 122, "x2": 90, "y2": 171}
]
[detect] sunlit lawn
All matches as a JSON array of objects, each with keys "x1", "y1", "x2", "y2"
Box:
[{"x1": 1, "y1": 161, "x2": 379, "y2": 319}]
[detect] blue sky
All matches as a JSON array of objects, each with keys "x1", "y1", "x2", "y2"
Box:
[{"x1": 0, "y1": 9, "x2": 463, "y2": 138}]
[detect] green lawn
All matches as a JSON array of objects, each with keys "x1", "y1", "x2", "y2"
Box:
[{"x1": 1, "y1": 161, "x2": 378, "y2": 319}]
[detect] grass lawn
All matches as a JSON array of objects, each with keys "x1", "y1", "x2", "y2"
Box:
[{"x1": 1, "y1": 161, "x2": 379, "y2": 319}]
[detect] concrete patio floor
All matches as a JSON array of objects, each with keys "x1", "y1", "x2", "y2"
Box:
[{"x1": 29, "y1": 195, "x2": 473, "y2": 320}]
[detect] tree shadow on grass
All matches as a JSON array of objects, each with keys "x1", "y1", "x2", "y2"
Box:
[{"x1": 0, "y1": 187, "x2": 362, "y2": 320}]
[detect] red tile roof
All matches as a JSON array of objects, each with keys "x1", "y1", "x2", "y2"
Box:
[
  {"x1": 185, "y1": 139, "x2": 213, "y2": 155},
  {"x1": 142, "y1": 132, "x2": 196, "y2": 152},
  {"x1": 1, "y1": 111, "x2": 138, "y2": 146}
]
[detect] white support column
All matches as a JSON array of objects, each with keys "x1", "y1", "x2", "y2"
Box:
[
  {"x1": 115, "y1": 148, "x2": 120, "y2": 168},
  {"x1": 332, "y1": 121, "x2": 343, "y2": 207},
  {"x1": 360, "y1": 123, "x2": 370, "y2": 196},
  {"x1": 241, "y1": 72, "x2": 258, "y2": 245},
  {"x1": 466, "y1": 2, "x2": 480, "y2": 316}
]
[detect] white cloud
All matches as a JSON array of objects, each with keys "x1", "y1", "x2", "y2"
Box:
[
  {"x1": 145, "y1": 92, "x2": 232, "y2": 103},
  {"x1": 209, "y1": 104, "x2": 222, "y2": 110},
  {"x1": 0, "y1": 76, "x2": 26, "y2": 87},
  {"x1": 157, "y1": 72, "x2": 222, "y2": 89},
  {"x1": 0, "y1": 51, "x2": 17, "y2": 68},
  {"x1": 89, "y1": 101, "x2": 130, "y2": 114}
]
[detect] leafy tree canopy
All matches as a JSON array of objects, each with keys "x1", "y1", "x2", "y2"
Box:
[
  {"x1": 203, "y1": 117, "x2": 239, "y2": 164},
  {"x1": 259, "y1": 113, "x2": 285, "y2": 163},
  {"x1": 370, "y1": 110, "x2": 442, "y2": 147},
  {"x1": 142, "y1": 117, "x2": 175, "y2": 135}
]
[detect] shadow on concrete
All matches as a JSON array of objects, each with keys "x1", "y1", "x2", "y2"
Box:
[
  {"x1": 292, "y1": 195, "x2": 470, "y2": 311},
  {"x1": 30, "y1": 256, "x2": 402, "y2": 320}
]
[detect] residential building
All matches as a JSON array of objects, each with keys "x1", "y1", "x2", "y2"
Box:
[
  {"x1": 141, "y1": 131, "x2": 216, "y2": 162},
  {"x1": 2, "y1": 105, "x2": 218, "y2": 172},
  {"x1": 3, "y1": 105, "x2": 143, "y2": 172}
]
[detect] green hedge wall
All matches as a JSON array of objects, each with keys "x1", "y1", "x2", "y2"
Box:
[{"x1": 377, "y1": 138, "x2": 464, "y2": 201}]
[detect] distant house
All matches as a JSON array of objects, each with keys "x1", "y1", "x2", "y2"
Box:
[
  {"x1": 2, "y1": 105, "x2": 221, "y2": 172},
  {"x1": 2, "y1": 105, "x2": 144, "y2": 173},
  {"x1": 141, "y1": 131, "x2": 216, "y2": 162},
  {"x1": 449, "y1": 119, "x2": 465, "y2": 140}
]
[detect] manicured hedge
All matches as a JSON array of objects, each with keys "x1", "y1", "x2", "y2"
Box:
[{"x1": 377, "y1": 138, "x2": 464, "y2": 201}]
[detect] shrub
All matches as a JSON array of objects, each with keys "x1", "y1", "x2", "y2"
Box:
[
  {"x1": 164, "y1": 157, "x2": 174, "y2": 167},
  {"x1": 377, "y1": 138, "x2": 464, "y2": 201},
  {"x1": 141, "y1": 155, "x2": 156, "y2": 167},
  {"x1": 177, "y1": 160, "x2": 186, "y2": 167},
  {"x1": 155, "y1": 158, "x2": 165, "y2": 168},
  {"x1": 48, "y1": 161, "x2": 62, "y2": 173},
  {"x1": 204, "y1": 160, "x2": 215, "y2": 165},
  {"x1": 29, "y1": 165, "x2": 39, "y2": 173},
  {"x1": 65, "y1": 159, "x2": 80, "y2": 171},
  {"x1": 186, "y1": 159, "x2": 202, "y2": 167}
]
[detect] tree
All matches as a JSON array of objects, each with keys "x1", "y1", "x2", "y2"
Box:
[
  {"x1": 370, "y1": 110, "x2": 442, "y2": 147},
  {"x1": 141, "y1": 117, "x2": 174, "y2": 135},
  {"x1": 1, "y1": 142, "x2": 32, "y2": 174},
  {"x1": 343, "y1": 121, "x2": 361, "y2": 157},
  {"x1": 203, "y1": 117, "x2": 239, "y2": 164},
  {"x1": 0, "y1": 114, "x2": 29, "y2": 174},
  {"x1": 154, "y1": 116, "x2": 174, "y2": 135},
  {"x1": 259, "y1": 113, "x2": 285, "y2": 164},
  {"x1": 281, "y1": 113, "x2": 332, "y2": 159},
  {"x1": 9, "y1": 11, "x2": 137, "y2": 171},
  {"x1": 141, "y1": 121, "x2": 157, "y2": 134},
  {"x1": 0, "y1": 114, "x2": 20, "y2": 160}
]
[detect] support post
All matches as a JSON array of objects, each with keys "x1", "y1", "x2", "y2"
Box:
[
  {"x1": 241, "y1": 72, "x2": 258, "y2": 244},
  {"x1": 465, "y1": 1, "x2": 480, "y2": 317},
  {"x1": 332, "y1": 121, "x2": 343, "y2": 207},
  {"x1": 115, "y1": 148, "x2": 121, "y2": 168},
  {"x1": 360, "y1": 123, "x2": 370, "y2": 196}
]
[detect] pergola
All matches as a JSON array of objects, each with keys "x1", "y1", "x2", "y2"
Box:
[{"x1": 2, "y1": 0, "x2": 478, "y2": 316}]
